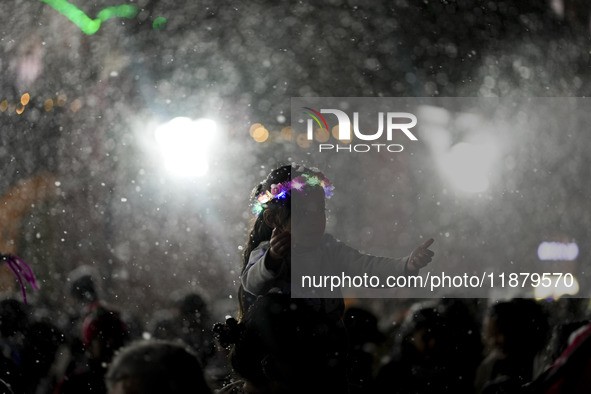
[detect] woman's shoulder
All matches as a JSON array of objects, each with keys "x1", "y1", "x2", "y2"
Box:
[
  {"x1": 322, "y1": 233, "x2": 337, "y2": 243},
  {"x1": 255, "y1": 239, "x2": 270, "y2": 249},
  {"x1": 249, "y1": 240, "x2": 270, "y2": 256},
  {"x1": 322, "y1": 233, "x2": 349, "y2": 249}
]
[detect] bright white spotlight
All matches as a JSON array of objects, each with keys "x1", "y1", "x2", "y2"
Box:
[
  {"x1": 440, "y1": 142, "x2": 496, "y2": 193},
  {"x1": 154, "y1": 117, "x2": 217, "y2": 177}
]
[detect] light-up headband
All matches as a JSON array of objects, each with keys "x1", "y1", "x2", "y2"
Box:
[{"x1": 252, "y1": 173, "x2": 334, "y2": 215}]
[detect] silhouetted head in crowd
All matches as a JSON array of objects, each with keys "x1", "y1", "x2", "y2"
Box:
[
  {"x1": 483, "y1": 298, "x2": 549, "y2": 358},
  {"x1": 171, "y1": 290, "x2": 216, "y2": 366},
  {"x1": 106, "y1": 339, "x2": 212, "y2": 394},
  {"x1": 69, "y1": 265, "x2": 99, "y2": 304},
  {"x1": 214, "y1": 293, "x2": 348, "y2": 394},
  {"x1": 374, "y1": 299, "x2": 483, "y2": 394},
  {"x1": 396, "y1": 301, "x2": 446, "y2": 362},
  {"x1": 173, "y1": 290, "x2": 211, "y2": 328},
  {"x1": 53, "y1": 304, "x2": 129, "y2": 394},
  {"x1": 83, "y1": 303, "x2": 129, "y2": 364},
  {"x1": 475, "y1": 299, "x2": 550, "y2": 394},
  {"x1": 147, "y1": 309, "x2": 178, "y2": 341}
]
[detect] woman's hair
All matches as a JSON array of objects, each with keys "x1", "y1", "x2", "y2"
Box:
[
  {"x1": 238, "y1": 164, "x2": 327, "y2": 318},
  {"x1": 242, "y1": 165, "x2": 291, "y2": 272}
]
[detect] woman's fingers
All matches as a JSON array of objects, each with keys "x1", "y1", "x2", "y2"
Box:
[
  {"x1": 409, "y1": 238, "x2": 435, "y2": 269},
  {"x1": 271, "y1": 228, "x2": 291, "y2": 258}
]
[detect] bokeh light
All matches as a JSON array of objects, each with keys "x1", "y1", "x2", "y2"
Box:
[
  {"x1": 314, "y1": 127, "x2": 330, "y2": 143},
  {"x1": 70, "y1": 98, "x2": 83, "y2": 113},
  {"x1": 56, "y1": 94, "x2": 67, "y2": 107},
  {"x1": 296, "y1": 133, "x2": 311, "y2": 148},
  {"x1": 281, "y1": 126, "x2": 292, "y2": 141},
  {"x1": 44, "y1": 99, "x2": 54, "y2": 112},
  {"x1": 537, "y1": 242, "x2": 579, "y2": 261},
  {"x1": 331, "y1": 124, "x2": 352, "y2": 144},
  {"x1": 252, "y1": 125, "x2": 269, "y2": 143},
  {"x1": 534, "y1": 274, "x2": 580, "y2": 300},
  {"x1": 249, "y1": 123, "x2": 262, "y2": 136}
]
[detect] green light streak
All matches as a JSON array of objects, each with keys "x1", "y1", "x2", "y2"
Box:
[
  {"x1": 97, "y1": 4, "x2": 138, "y2": 22},
  {"x1": 153, "y1": 16, "x2": 167, "y2": 30},
  {"x1": 38, "y1": 0, "x2": 149, "y2": 35}
]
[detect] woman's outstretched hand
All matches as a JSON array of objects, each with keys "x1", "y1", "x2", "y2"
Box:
[{"x1": 407, "y1": 238, "x2": 435, "y2": 271}]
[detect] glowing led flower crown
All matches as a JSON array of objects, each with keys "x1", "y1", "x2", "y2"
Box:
[{"x1": 252, "y1": 173, "x2": 334, "y2": 215}]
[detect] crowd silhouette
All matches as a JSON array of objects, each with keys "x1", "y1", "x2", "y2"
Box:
[
  {"x1": 0, "y1": 285, "x2": 589, "y2": 393},
  {"x1": 0, "y1": 276, "x2": 589, "y2": 393}
]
